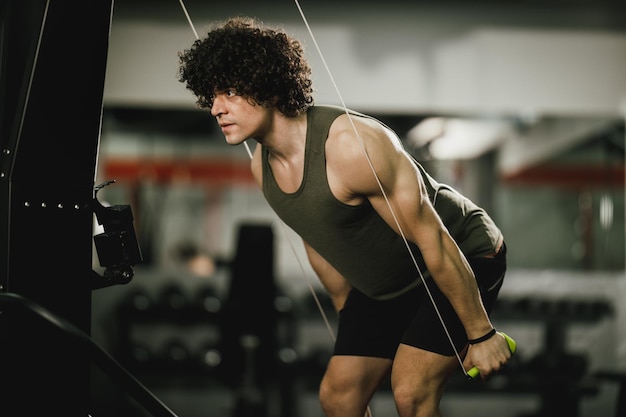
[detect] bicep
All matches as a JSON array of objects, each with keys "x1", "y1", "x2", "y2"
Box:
[
  {"x1": 332, "y1": 120, "x2": 445, "y2": 250},
  {"x1": 368, "y1": 154, "x2": 452, "y2": 271}
]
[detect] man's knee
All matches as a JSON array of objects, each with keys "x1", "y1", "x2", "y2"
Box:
[
  {"x1": 318, "y1": 376, "x2": 333, "y2": 405},
  {"x1": 393, "y1": 379, "x2": 441, "y2": 417},
  {"x1": 318, "y1": 375, "x2": 346, "y2": 414},
  {"x1": 319, "y1": 372, "x2": 373, "y2": 415}
]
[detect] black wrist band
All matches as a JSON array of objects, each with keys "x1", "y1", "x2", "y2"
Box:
[{"x1": 468, "y1": 328, "x2": 496, "y2": 345}]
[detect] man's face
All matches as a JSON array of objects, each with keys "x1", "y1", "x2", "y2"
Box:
[{"x1": 210, "y1": 89, "x2": 271, "y2": 145}]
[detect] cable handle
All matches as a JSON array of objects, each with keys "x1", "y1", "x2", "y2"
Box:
[{"x1": 466, "y1": 332, "x2": 517, "y2": 380}]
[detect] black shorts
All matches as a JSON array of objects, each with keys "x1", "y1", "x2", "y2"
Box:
[{"x1": 333, "y1": 243, "x2": 507, "y2": 358}]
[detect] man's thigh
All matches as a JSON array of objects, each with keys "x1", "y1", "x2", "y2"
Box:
[
  {"x1": 324, "y1": 354, "x2": 392, "y2": 392},
  {"x1": 391, "y1": 343, "x2": 460, "y2": 391}
]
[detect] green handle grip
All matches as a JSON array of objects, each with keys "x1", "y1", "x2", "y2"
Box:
[{"x1": 466, "y1": 331, "x2": 516, "y2": 380}]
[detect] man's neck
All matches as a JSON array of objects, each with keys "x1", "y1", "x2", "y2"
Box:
[{"x1": 260, "y1": 111, "x2": 308, "y2": 161}]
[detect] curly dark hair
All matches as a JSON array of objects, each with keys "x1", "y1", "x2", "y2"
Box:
[{"x1": 177, "y1": 16, "x2": 314, "y2": 117}]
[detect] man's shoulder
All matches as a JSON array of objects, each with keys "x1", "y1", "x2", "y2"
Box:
[
  {"x1": 307, "y1": 105, "x2": 346, "y2": 135},
  {"x1": 310, "y1": 104, "x2": 346, "y2": 116}
]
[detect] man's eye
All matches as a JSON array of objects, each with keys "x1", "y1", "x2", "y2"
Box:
[{"x1": 226, "y1": 89, "x2": 236, "y2": 97}]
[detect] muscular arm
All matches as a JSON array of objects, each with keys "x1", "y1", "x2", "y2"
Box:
[
  {"x1": 384, "y1": 163, "x2": 492, "y2": 339},
  {"x1": 303, "y1": 241, "x2": 352, "y2": 312},
  {"x1": 325, "y1": 114, "x2": 510, "y2": 376}
]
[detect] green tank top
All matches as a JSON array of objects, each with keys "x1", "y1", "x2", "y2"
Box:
[{"x1": 262, "y1": 105, "x2": 502, "y2": 300}]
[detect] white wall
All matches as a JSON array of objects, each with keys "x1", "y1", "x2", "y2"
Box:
[{"x1": 104, "y1": 3, "x2": 626, "y2": 117}]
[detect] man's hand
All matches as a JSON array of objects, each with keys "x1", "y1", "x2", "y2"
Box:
[{"x1": 465, "y1": 332, "x2": 516, "y2": 380}]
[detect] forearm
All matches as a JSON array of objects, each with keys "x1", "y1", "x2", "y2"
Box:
[{"x1": 429, "y1": 235, "x2": 493, "y2": 339}]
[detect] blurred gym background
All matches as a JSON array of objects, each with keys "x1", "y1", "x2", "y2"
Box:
[{"x1": 2, "y1": 1, "x2": 625, "y2": 416}]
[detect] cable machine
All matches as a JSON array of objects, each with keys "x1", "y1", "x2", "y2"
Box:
[{"x1": 0, "y1": 1, "x2": 115, "y2": 415}]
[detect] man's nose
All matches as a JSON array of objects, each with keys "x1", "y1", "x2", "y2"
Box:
[{"x1": 210, "y1": 96, "x2": 224, "y2": 117}]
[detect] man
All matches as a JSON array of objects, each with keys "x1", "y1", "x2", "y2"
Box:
[{"x1": 178, "y1": 16, "x2": 512, "y2": 417}]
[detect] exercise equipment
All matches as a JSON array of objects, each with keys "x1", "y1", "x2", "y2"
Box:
[{"x1": 467, "y1": 332, "x2": 517, "y2": 380}]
